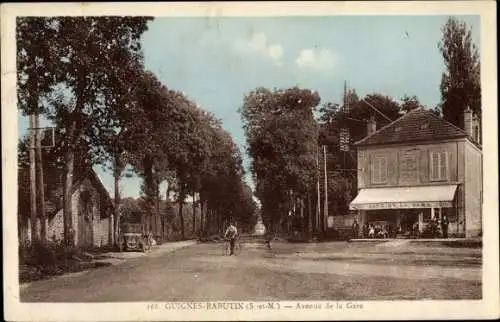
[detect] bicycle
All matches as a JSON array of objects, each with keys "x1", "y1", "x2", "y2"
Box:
[{"x1": 220, "y1": 236, "x2": 242, "y2": 256}]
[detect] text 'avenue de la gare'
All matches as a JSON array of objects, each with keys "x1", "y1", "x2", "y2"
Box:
[{"x1": 154, "y1": 302, "x2": 364, "y2": 311}]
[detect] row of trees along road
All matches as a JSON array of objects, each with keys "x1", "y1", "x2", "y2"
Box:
[
  {"x1": 241, "y1": 17, "x2": 480, "y2": 239},
  {"x1": 17, "y1": 16, "x2": 257, "y2": 247},
  {"x1": 240, "y1": 87, "x2": 321, "y2": 238}
]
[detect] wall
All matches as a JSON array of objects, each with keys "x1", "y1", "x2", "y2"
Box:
[
  {"x1": 46, "y1": 178, "x2": 113, "y2": 247},
  {"x1": 46, "y1": 189, "x2": 79, "y2": 243},
  {"x1": 93, "y1": 216, "x2": 111, "y2": 247},
  {"x1": 464, "y1": 141, "x2": 483, "y2": 237},
  {"x1": 357, "y1": 140, "x2": 461, "y2": 189}
]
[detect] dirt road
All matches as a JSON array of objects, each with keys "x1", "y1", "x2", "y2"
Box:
[{"x1": 20, "y1": 240, "x2": 481, "y2": 302}]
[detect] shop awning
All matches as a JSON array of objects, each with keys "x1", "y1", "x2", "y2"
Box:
[{"x1": 349, "y1": 185, "x2": 458, "y2": 210}]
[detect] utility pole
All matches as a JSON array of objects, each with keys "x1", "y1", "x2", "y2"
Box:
[
  {"x1": 323, "y1": 145, "x2": 328, "y2": 235},
  {"x1": 316, "y1": 145, "x2": 321, "y2": 233},
  {"x1": 29, "y1": 114, "x2": 38, "y2": 243},
  {"x1": 35, "y1": 113, "x2": 47, "y2": 242}
]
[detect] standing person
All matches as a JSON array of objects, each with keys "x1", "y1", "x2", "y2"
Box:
[
  {"x1": 224, "y1": 221, "x2": 238, "y2": 255},
  {"x1": 264, "y1": 229, "x2": 273, "y2": 250},
  {"x1": 441, "y1": 215, "x2": 449, "y2": 238},
  {"x1": 368, "y1": 224, "x2": 375, "y2": 238},
  {"x1": 352, "y1": 220, "x2": 359, "y2": 239}
]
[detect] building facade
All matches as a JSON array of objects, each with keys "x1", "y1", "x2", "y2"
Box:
[
  {"x1": 350, "y1": 107, "x2": 482, "y2": 238},
  {"x1": 19, "y1": 167, "x2": 115, "y2": 248}
]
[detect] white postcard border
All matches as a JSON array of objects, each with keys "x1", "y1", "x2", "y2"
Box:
[{"x1": 2, "y1": 2, "x2": 498, "y2": 321}]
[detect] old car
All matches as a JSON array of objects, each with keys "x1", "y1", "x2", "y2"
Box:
[{"x1": 119, "y1": 222, "x2": 151, "y2": 252}]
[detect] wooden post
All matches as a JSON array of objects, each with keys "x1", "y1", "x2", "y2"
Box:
[{"x1": 29, "y1": 115, "x2": 38, "y2": 243}]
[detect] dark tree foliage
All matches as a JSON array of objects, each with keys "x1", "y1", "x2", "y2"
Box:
[{"x1": 438, "y1": 17, "x2": 481, "y2": 130}]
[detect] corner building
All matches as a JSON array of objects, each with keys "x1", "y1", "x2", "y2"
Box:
[{"x1": 349, "y1": 107, "x2": 482, "y2": 238}]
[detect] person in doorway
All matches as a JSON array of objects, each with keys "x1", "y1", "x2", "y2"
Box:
[
  {"x1": 362, "y1": 223, "x2": 369, "y2": 238},
  {"x1": 441, "y1": 215, "x2": 449, "y2": 238},
  {"x1": 224, "y1": 221, "x2": 238, "y2": 255},
  {"x1": 352, "y1": 220, "x2": 360, "y2": 239},
  {"x1": 412, "y1": 222, "x2": 419, "y2": 239},
  {"x1": 368, "y1": 224, "x2": 375, "y2": 238}
]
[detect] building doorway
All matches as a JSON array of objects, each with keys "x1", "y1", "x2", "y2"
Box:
[{"x1": 399, "y1": 210, "x2": 420, "y2": 235}]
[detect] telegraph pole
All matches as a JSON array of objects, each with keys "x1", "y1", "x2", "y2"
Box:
[
  {"x1": 35, "y1": 113, "x2": 47, "y2": 242},
  {"x1": 316, "y1": 145, "x2": 321, "y2": 233},
  {"x1": 29, "y1": 114, "x2": 38, "y2": 243},
  {"x1": 323, "y1": 145, "x2": 328, "y2": 234}
]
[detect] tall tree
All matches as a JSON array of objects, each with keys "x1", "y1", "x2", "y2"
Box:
[
  {"x1": 241, "y1": 87, "x2": 320, "y2": 236},
  {"x1": 438, "y1": 17, "x2": 481, "y2": 130},
  {"x1": 17, "y1": 17, "x2": 153, "y2": 246}
]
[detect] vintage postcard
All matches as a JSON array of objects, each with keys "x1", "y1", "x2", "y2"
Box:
[{"x1": 2, "y1": 1, "x2": 499, "y2": 321}]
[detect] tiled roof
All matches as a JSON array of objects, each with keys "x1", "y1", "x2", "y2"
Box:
[{"x1": 354, "y1": 107, "x2": 469, "y2": 146}]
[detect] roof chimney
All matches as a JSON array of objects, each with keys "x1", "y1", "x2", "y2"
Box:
[
  {"x1": 367, "y1": 116, "x2": 376, "y2": 137},
  {"x1": 463, "y1": 106, "x2": 473, "y2": 137}
]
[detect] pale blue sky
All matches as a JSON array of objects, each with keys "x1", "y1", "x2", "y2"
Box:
[{"x1": 18, "y1": 15, "x2": 480, "y2": 199}]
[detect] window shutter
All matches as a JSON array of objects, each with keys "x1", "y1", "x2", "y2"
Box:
[
  {"x1": 381, "y1": 158, "x2": 387, "y2": 183},
  {"x1": 430, "y1": 152, "x2": 436, "y2": 180},
  {"x1": 439, "y1": 152, "x2": 447, "y2": 180}
]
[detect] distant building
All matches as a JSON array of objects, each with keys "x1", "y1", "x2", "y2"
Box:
[
  {"x1": 253, "y1": 219, "x2": 266, "y2": 235},
  {"x1": 350, "y1": 107, "x2": 482, "y2": 238},
  {"x1": 18, "y1": 165, "x2": 115, "y2": 248}
]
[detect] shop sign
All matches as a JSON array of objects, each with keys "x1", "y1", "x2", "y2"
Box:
[
  {"x1": 399, "y1": 151, "x2": 419, "y2": 184},
  {"x1": 351, "y1": 201, "x2": 453, "y2": 210}
]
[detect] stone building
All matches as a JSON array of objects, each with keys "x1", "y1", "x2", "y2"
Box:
[
  {"x1": 349, "y1": 107, "x2": 482, "y2": 238},
  {"x1": 18, "y1": 165, "x2": 115, "y2": 248}
]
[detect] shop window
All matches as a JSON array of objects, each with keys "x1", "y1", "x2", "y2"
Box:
[
  {"x1": 372, "y1": 156, "x2": 388, "y2": 185},
  {"x1": 430, "y1": 151, "x2": 448, "y2": 181}
]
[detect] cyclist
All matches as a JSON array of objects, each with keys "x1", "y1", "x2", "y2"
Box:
[{"x1": 224, "y1": 221, "x2": 238, "y2": 255}]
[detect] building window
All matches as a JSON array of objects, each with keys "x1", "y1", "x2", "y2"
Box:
[
  {"x1": 372, "y1": 156, "x2": 388, "y2": 184},
  {"x1": 430, "y1": 151, "x2": 448, "y2": 181}
]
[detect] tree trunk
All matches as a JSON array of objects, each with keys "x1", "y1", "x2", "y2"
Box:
[
  {"x1": 155, "y1": 179, "x2": 161, "y2": 239},
  {"x1": 143, "y1": 156, "x2": 154, "y2": 235},
  {"x1": 63, "y1": 80, "x2": 86, "y2": 247},
  {"x1": 63, "y1": 146, "x2": 75, "y2": 246},
  {"x1": 300, "y1": 196, "x2": 304, "y2": 231},
  {"x1": 307, "y1": 192, "x2": 312, "y2": 241},
  {"x1": 164, "y1": 183, "x2": 171, "y2": 240},
  {"x1": 216, "y1": 210, "x2": 220, "y2": 235},
  {"x1": 29, "y1": 114, "x2": 38, "y2": 244},
  {"x1": 35, "y1": 113, "x2": 47, "y2": 242},
  {"x1": 113, "y1": 155, "x2": 121, "y2": 248},
  {"x1": 192, "y1": 192, "x2": 196, "y2": 236},
  {"x1": 201, "y1": 198, "x2": 206, "y2": 237},
  {"x1": 179, "y1": 198, "x2": 185, "y2": 239}
]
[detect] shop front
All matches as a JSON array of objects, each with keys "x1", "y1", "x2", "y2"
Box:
[{"x1": 350, "y1": 185, "x2": 458, "y2": 238}]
